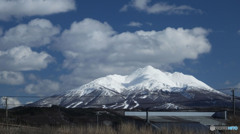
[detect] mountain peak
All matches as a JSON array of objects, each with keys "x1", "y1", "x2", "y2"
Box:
[
  {"x1": 137, "y1": 65, "x2": 161, "y2": 74},
  {"x1": 34, "y1": 65, "x2": 227, "y2": 109},
  {"x1": 127, "y1": 65, "x2": 164, "y2": 80},
  {"x1": 68, "y1": 65, "x2": 217, "y2": 96},
  {"x1": 125, "y1": 66, "x2": 172, "y2": 87},
  {"x1": 142, "y1": 65, "x2": 157, "y2": 71}
]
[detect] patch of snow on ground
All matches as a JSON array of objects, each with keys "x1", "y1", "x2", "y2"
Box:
[
  {"x1": 66, "y1": 103, "x2": 75, "y2": 108},
  {"x1": 139, "y1": 95, "x2": 148, "y2": 99},
  {"x1": 131, "y1": 100, "x2": 139, "y2": 109},
  {"x1": 72, "y1": 101, "x2": 83, "y2": 108},
  {"x1": 123, "y1": 100, "x2": 129, "y2": 109},
  {"x1": 102, "y1": 105, "x2": 107, "y2": 109},
  {"x1": 109, "y1": 103, "x2": 118, "y2": 108},
  {"x1": 163, "y1": 103, "x2": 179, "y2": 109}
]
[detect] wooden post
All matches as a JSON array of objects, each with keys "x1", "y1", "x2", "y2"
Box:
[{"x1": 96, "y1": 111, "x2": 99, "y2": 129}]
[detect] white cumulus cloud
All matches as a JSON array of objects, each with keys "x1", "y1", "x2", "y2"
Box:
[
  {"x1": 25, "y1": 79, "x2": 60, "y2": 95},
  {"x1": 127, "y1": 21, "x2": 143, "y2": 27},
  {"x1": 0, "y1": 71, "x2": 24, "y2": 85},
  {"x1": 0, "y1": 0, "x2": 76, "y2": 21},
  {"x1": 1, "y1": 97, "x2": 21, "y2": 108},
  {"x1": 0, "y1": 46, "x2": 53, "y2": 71},
  {"x1": 236, "y1": 83, "x2": 240, "y2": 88},
  {"x1": 0, "y1": 18, "x2": 60, "y2": 50},
  {"x1": 121, "y1": 0, "x2": 201, "y2": 15},
  {"x1": 55, "y1": 18, "x2": 211, "y2": 88},
  {"x1": 0, "y1": 27, "x2": 2, "y2": 36}
]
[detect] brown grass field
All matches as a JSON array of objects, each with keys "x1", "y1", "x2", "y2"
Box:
[
  {"x1": 0, "y1": 122, "x2": 239, "y2": 134},
  {"x1": 0, "y1": 123, "x2": 197, "y2": 134},
  {"x1": 0, "y1": 107, "x2": 239, "y2": 134}
]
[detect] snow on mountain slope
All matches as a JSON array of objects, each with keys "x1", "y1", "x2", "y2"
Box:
[
  {"x1": 32, "y1": 65, "x2": 230, "y2": 109},
  {"x1": 67, "y1": 65, "x2": 216, "y2": 95},
  {"x1": 65, "y1": 75, "x2": 126, "y2": 97},
  {"x1": 124, "y1": 66, "x2": 218, "y2": 93}
]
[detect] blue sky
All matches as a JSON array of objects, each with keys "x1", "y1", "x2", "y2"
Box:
[{"x1": 0, "y1": 0, "x2": 240, "y2": 105}]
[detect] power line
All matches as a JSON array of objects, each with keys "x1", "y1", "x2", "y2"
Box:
[
  {"x1": 218, "y1": 88, "x2": 240, "y2": 91},
  {"x1": 0, "y1": 98, "x2": 235, "y2": 106},
  {"x1": 0, "y1": 96, "x2": 47, "y2": 98},
  {"x1": 1, "y1": 87, "x2": 239, "y2": 99},
  {"x1": 0, "y1": 92, "x2": 239, "y2": 109},
  {"x1": 0, "y1": 94, "x2": 238, "y2": 98},
  {"x1": 0, "y1": 94, "x2": 238, "y2": 102},
  {"x1": 1, "y1": 98, "x2": 237, "y2": 106}
]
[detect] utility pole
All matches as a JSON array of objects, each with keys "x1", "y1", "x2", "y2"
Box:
[
  {"x1": 146, "y1": 108, "x2": 149, "y2": 123},
  {"x1": 232, "y1": 89, "x2": 235, "y2": 117},
  {"x1": 5, "y1": 97, "x2": 8, "y2": 122},
  {"x1": 3, "y1": 97, "x2": 8, "y2": 129}
]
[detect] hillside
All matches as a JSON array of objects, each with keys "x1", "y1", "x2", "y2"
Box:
[{"x1": 0, "y1": 106, "x2": 143, "y2": 127}]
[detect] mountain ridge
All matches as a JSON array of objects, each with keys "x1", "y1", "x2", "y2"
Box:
[
  {"x1": 68, "y1": 65, "x2": 218, "y2": 95},
  {"x1": 31, "y1": 66, "x2": 233, "y2": 110}
]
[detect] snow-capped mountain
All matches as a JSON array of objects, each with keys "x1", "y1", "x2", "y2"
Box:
[{"x1": 32, "y1": 66, "x2": 234, "y2": 110}]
